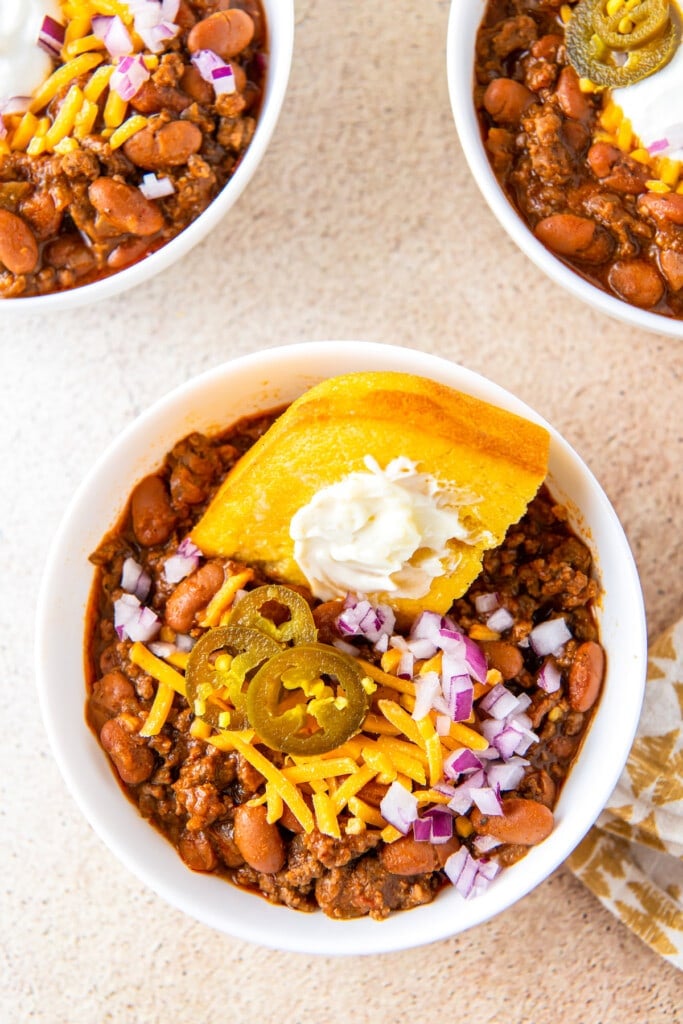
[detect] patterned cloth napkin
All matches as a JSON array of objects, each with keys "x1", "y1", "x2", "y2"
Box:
[{"x1": 568, "y1": 618, "x2": 683, "y2": 970}]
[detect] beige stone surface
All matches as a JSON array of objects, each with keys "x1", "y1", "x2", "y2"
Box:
[{"x1": 1, "y1": 1, "x2": 682, "y2": 1021}]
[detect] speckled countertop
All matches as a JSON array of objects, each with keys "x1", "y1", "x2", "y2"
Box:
[{"x1": 1, "y1": 2, "x2": 682, "y2": 1021}]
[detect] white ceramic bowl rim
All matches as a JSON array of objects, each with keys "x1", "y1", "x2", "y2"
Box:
[
  {"x1": 0, "y1": 0, "x2": 294, "y2": 315},
  {"x1": 447, "y1": 0, "x2": 683, "y2": 340},
  {"x1": 35, "y1": 340, "x2": 647, "y2": 955}
]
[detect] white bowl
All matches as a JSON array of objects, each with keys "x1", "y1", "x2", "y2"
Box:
[
  {"x1": 36, "y1": 340, "x2": 647, "y2": 955},
  {"x1": 447, "y1": 0, "x2": 683, "y2": 339},
  {"x1": 3, "y1": 1, "x2": 294, "y2": 314}
]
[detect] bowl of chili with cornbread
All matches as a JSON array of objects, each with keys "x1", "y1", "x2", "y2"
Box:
[
  {"x1": 0, "y1": 0, "x2": 293, "y2": 309},
  {"x1": 36, "y1": 341, "x2": 646, "y2": 954},
  {"x1": 449, "y1": 0, "x2": 683, "y2": 337}
]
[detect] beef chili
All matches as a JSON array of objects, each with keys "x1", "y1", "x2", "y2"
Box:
[
  {"x1": 0, "y1": 1, "x2": 266, "y2": 298},
  {"x1": 85, "y1": 407, "x2": 605, "y2": 920},
  {"x1": 474, "y1": 0, "x2": 683, "y2": 317}
]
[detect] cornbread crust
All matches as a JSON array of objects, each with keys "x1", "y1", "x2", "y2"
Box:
[{"x1": 191, "y1": 372, "x2": 550, "y2": 615}]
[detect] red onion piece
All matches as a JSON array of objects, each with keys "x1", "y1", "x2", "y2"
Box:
[
  {"x1": 110, "y1": 55, "x2": 150, "y2": 100},
  {"x1": 413, "y1": 806, "x2": 454, "y2": 844},
  {"x1": 538, "y1": 659, "x2": 562, "y2": 693},
  {"x1": 379, "y1": 781, "x2": 418, "y2": 835},
  {"x1": 337, "y1": 596, "x2": 395, "y2": 643},
  {"x1": 139, "y1": 172, "x2": 175, "y2": 200},
  {"x1": 444, "y1": 847, "x2": 478, "y2": 898},
  {"x1": 479, "y1": 683, "x2": 520, "y2": 720},
  {"x1": 470, "y1": 785, "x2": 503, "y2": 816},
  {"x1": 486, "y1": 760, "x2": 526, "y2": 791},
  {"x1": 412, "y1": 672, "x2": 440, "y2": 720},
  {"x1": 175, "y1": 633, "x2": 195, "y2": 652},
  {"x1": 38, "y1": 15, "x2": 65, "y2": 58},
  {"x1": 486, "y1": 607, "x2": 514, "y2": 633},
  {"x1": 148, "y1": 640, "x2": 177, "y2": 658},
  {"x1": 212, "y1": 64, "x2": 236, "y2": 96},
  {"x1": 191, "y1": 48, "x2": 226, "y2": 84},
  {"x1": 529, "y1": 617, "x2": 572, "y2": 657},
  {"x1": 648, "y1": 138, "x2": 670, "y2": 154},
  {"x1": 120, "y1": 556, "x2": 152, "y2": 601},
  {"x1": 163, "y1": 537, "x2": 201, "y2": 583},
  {"x1": 136, "y1": 20, "x2": 178, "y2": 54},
  {"x1": 473, "y1": 834, "x2": 502, "y2": 854},
  {"x1": 1, "y1": 97, "x2": 32, "y2": 115},
  {"x1": 409, "y1": 610, "x2": 443, "y2": 644},
  {"x1": 474, "y1": 592, "x2": 499, "y2": 615},
  {"x1": 92, "y1": 14, "x2": 133, "y2": 58},
  {"x1": 114, "y1": 593, "x2": 160, "y2": 642},
  {"x1": 443, "y1": 747, "x2": 483, "y2": 779},
  {"x1": 443, "y1": 672, "x2": 473, "y2": 722}
]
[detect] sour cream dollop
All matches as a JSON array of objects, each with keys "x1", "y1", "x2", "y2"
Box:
[
  {"x1": 290, "y1": 456, "x2": 485, "y2": 601},
  {"x1": 0, "y1": 0, "x2": 62, "y2": 106},
  {"x1": 613, "y1": 6, "x2": 683, "y2": 160}
]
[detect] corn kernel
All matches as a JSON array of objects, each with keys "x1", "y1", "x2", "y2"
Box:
[
  {"x1": 646, "y1": 179, "x2": 671, "y2": 193},
  {"x1": 560, "y1": 4, "x2": 573, "y2": 23},
  {"x1": 606, "y1": 0, "x2": 624, "y2": 14},
  {"x1": 456, "y1": 816, "x2": 474, "y2": 838},
  {"x1": 617, "y1": 15, "x2": 634, "y2": 33},
  {"x1": 548, "y1": 706, "x2": 564, "y2": 722}
]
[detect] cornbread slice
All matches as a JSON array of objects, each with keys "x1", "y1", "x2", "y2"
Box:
[{"x1": 191, "y1": 372, "x2": 550, "y2": 616}]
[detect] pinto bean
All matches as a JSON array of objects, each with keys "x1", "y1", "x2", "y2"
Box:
[
  {"x1": 608, "y1": 259, "x2": 664, "y2": 308},
  {"x1": 180, "y1": 64, "x2": 214, "y2": 105},
  {"x1": 130, "y1": 81, "x2": 191, "y2": 114},
  {"x1": 130, "y1": 474, "x2": 176, "y2": 547},
  {"x1": 88, "y1": 177, "x2": 164, "y2": 236},
  {"x1": 378, "y1": 836, "x2": 440, "y2": 875},
  {"x1": 555, "y1": 66, "x2": 590, "y2": 120},
  {"x1": 165, "y1": 560, "x2": 225, "y2": 632},
  {"x1": 229, "y1": 0, "x2": 266, "y2": 46},
  {"x1": 123, "y1": 120, "x2": 202, "y2": 170},
  {"x1": 483, "y1": 78, "x2": 534, "y2": 125},
  {"x1": 107, "y1": 235, "x2": 153, "y2": 270},
  {"x1": 44, "y1": 233, "x2": 95, "y2": 276},
  {"x1": 481, "y1": 641, "x2": 523, "y2": 680},
  {"x1": 187, "y1": 9, "x2": 255, "y2": 60},
  {"x1": 568, "y1": 640, "x2": 605, "y2": 712},
  {"x1": 660, "y1": 249, "x2": 683, "y2": 291},
  {"x1": 233, "y1": 804, "x2": 285, "y2": 873},
  {"x1": 0, "y1": 209, "x2": 39, "y2": 274},
  {"x1": 587, "y1": 143, "x2": 647, "y2": 194},
  {"x1": 534, "y1": 213, "x2": 612, "y2": 263},
  {"x1": 471, "y1": 797, "x2": 554, "y2": 846},
  {"x1": 637, "y1": 191, "x2": 683, "y2": 225},
  {"x1": 100, "y1": 716, "x2": 155, "y2": 785},
  {"x1": 178, "y1": 830, "x2": 218, "y2": 871},
  {"x1": 88, "y1": 671, "x2": 137, "y2": 732}
]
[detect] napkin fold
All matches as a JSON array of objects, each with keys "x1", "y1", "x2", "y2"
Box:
[{"x1": 568, "y1": 619, "x2": 683, "y2": 971}]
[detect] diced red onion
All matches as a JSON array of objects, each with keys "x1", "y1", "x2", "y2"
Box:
[
  {"x1": 492, "y1": 723, "x2": 524, "y2": 760},
  {"x1": 191, "y1": 48, "x2": 224, "y2": 81},
  {"x1": 409, "y1": 611, "x2": 444, "y2": 645},
  {"x1": 114, "y1": 593, "x2": 160, "y2": 642},
  {"x1": 120, "y1": 556, "x2": 152, "y2": 601},
  {"x1": 486, "y1": 760, "x2": 525, "y2": 791},
  {"x1": 110, "y1": 55, "x2": 150, "y2": 100},
  {"x1": 38, "y1": 15, "x2": 65, "y2": 58},
  {"x1": 648, "y1": 138, "x2": 669, "y2": 154},
  {"x1": 435, "y1": 714, "x2": 451, "y2": 736},
  {"x1": 92, "y1": 15, "x2": 133, "y2": 58},
  {"x1": 211, "y1": 64, "x2": 236, "y2": 96},
  {"x1": 139, "y1": 172, "x2": 175, "y2": 200},
  {"x1": 374, "y1": 632, "x2": 389, "y2": 654},
  {"x1": 397, "y1": 650, "x2": 414, "y2": 679},
  {"x1": 470, "y1": 785, "x2": 503, "y2": 816},
  {"x1": 486, "y1": 607, "x2": 514, "y2": 633},
  {"x1": 0, "y1": 97, "x2": 32, "y2": 115},
  {"x1": 446, "y1": 769, "x2": 486, "y2": 815},
  {"x1": 443, "y1": 672, "x2": 473, "y2": 722},
  {"x1": 529, "y1": 617, "x2": 572, "y2": 657},
  {"x1": 406, "y1": 637, "x2": 438, "y2": 660},
  {"x1": 443, "y1": 747, "x2": 482, "y2": 779},
  {"x1": 379, "y1": 781, "x2": 418, "y2": 835},
  {"x1": 148, "y1": 640, "x2": 176, "y2": 658},
  {"x1": 538, "y1": 659, "x2": 562, "y2": 693},
  {"x1": 476, "y1": 857, "x2": 501, "y2": 882},
  {"x1": 332, "y1": 638, "x2": 360, "y2": 657},
  {"x1": 175, "y1": 633, "x2": 195, "y2": 652},
  {"x1": 163, "y1": 537, "x2": 202, "y2": 584},
  {"x1": 137, "y1": 19, "x2": 178, "y2": 53},
  {"x1": 515, "y1": 692, "x2": 532, "y2": 714},
  {"x1": 474, "y1": 592, "x2": 499, "y2": 615},
  {"x1": 479, "y1": 683, "x2": 520, "y2": 720},
  {"x1": 337, "y1": 596, "x2": 395, "y2": 643},
  {"x1": 413, "y1": 807, "x2": 454, "y2": 844},
  {"x1": 473, "y1": 834, "x2": 502, "y2": 854},
  {"x1": 412, "y1": 672, "x2": 440, "y2": 720},
  {"x1": 444, "y1": 847, "x2": 479, "y2": 898}
]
